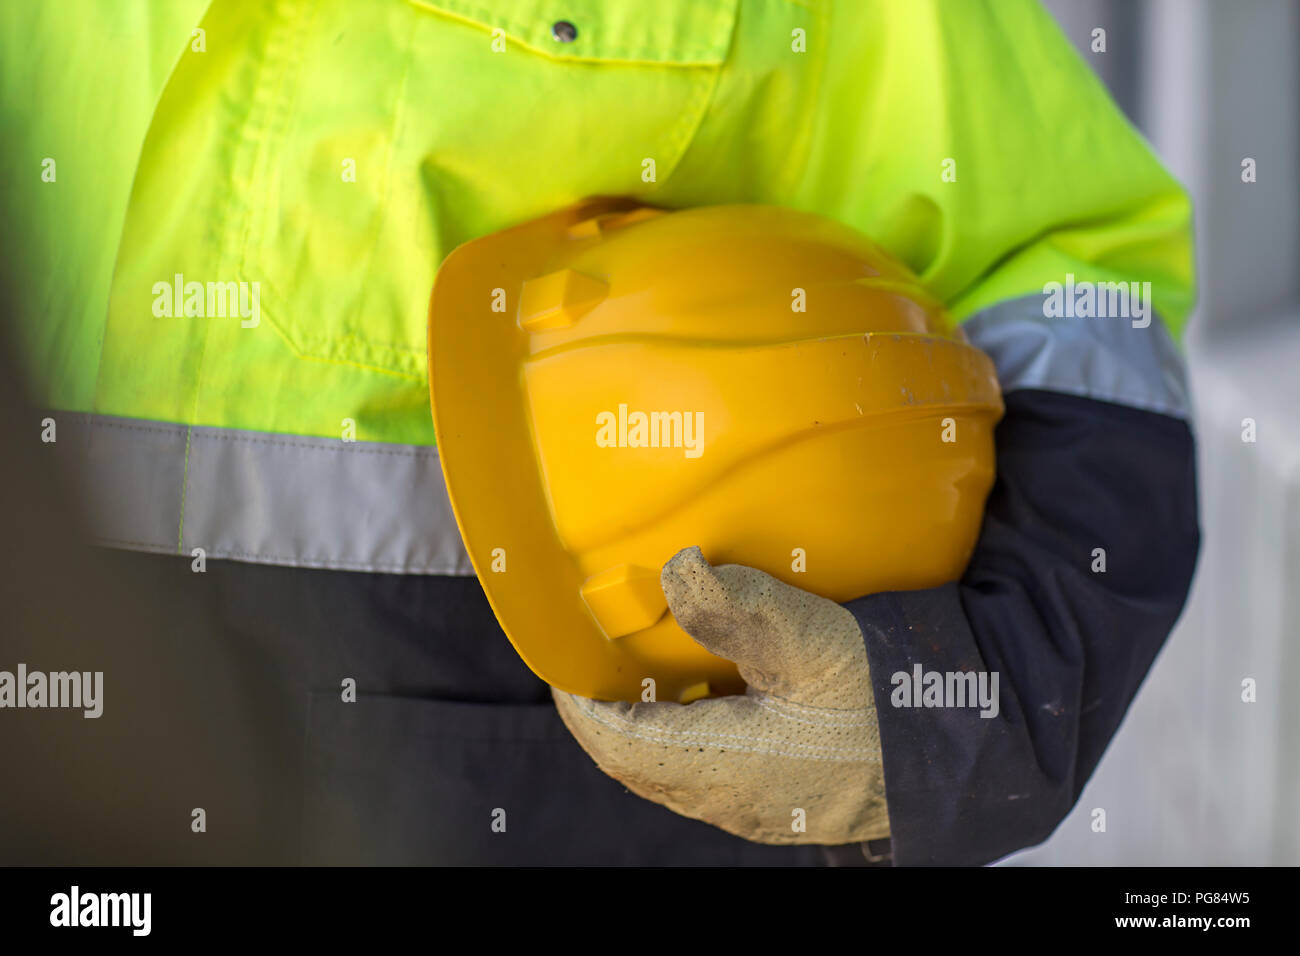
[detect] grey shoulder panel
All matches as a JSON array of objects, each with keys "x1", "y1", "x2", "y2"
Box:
[{"x1": 961, "y1": 296, "x2": 1190, "y2": 419}]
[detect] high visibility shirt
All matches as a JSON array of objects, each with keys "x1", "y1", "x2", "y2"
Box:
[{"x1": 1, "y1": 0, "x2": 1192, "y2": 572}]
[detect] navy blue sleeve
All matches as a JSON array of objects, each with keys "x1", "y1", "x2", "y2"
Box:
[{"x1": 844, "y1": 386, "x2": 1200, "y2": 866}]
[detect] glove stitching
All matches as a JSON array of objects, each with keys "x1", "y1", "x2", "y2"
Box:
[
  {"x1": 569, "y1": 698, "x2": 881, "y2": 761},
  {"x1": 750, "y1": 694, "x2": 875, "y2": 728}
]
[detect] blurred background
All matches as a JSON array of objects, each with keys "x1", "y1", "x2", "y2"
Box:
[{"x1": 1002, "y1": 0, "x2": 1300, "y2": 865}]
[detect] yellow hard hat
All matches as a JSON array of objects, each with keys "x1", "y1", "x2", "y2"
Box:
[{"x1": 428, "y1": 198, "x2": 1002, "y2": 703}]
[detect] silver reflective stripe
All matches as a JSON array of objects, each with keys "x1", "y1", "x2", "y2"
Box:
[
  {"x1": 961, "y1": 296, "x2": 1191, "y2": 419},
  {"x1": 50, "y1": 413, "x2": 474, "y2": 574}
]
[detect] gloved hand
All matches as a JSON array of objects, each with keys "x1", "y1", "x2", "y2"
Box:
[{"x1": 552, "y1": 545, "x2": 889, "y2": 845}]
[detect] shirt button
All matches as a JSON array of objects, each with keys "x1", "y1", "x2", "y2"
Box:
[{"x1": 552, "y1": 20, "x2": 578, "y2": 43}]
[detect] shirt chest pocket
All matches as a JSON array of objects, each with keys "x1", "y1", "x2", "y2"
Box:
[
  {"x1": 408, "y1": 0, "x2": 739, "y2": 64},
  {"x1": 256, "y1": 0, "x2": 738, "y2": 379}
]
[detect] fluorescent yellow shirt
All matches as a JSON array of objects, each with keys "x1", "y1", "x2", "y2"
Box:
[
  {"x1": 2, "y1": 0, "x2": 1192, "y2": 445},
  {"x1": 0, "y1": 0, "x2": 1193, "y2": 570}
]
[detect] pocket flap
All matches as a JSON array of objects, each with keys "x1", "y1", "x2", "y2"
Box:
[{"x1": 408, "y1": 0, "x2": 739, "y2": 65}]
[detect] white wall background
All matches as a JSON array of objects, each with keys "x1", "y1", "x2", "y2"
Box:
[{"x1": 1000, "y1": 0, "x2": 1300, "y2": 865}]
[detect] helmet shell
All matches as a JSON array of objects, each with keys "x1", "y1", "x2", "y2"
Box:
[{"x1": 429, "y1": 198, "x2": 1002, "y2": 702}]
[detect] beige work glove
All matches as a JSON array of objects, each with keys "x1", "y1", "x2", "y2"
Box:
[{"x1": 553, "y1": 546, "x2": 890, "y2": 845}]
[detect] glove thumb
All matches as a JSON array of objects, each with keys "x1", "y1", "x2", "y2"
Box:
[{"x1": 660, "y1": 546, "x2": 873, "y2": 707}]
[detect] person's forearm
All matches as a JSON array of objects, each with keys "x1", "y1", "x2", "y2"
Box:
[{"x1": 848, "y1": 302, "x2": 1199, "y2": 866}]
